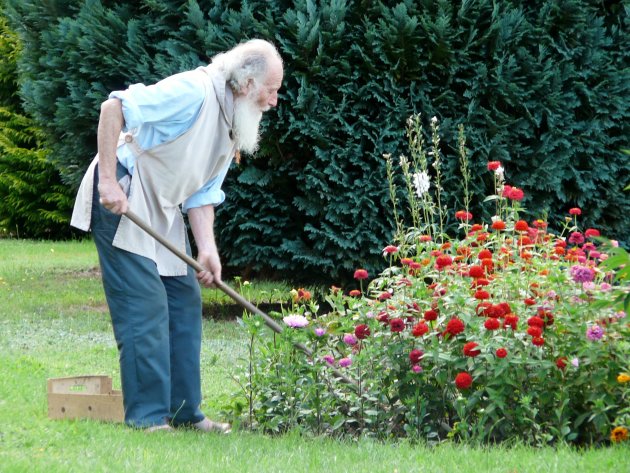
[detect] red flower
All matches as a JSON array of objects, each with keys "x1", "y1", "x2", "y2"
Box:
[
  {"x1": 474, "y1": 290, "x2": 491, "y2": 300},
  {"x1": 569, "y1": 207, "x2": 582, "y2": 215},
  {"x1": 468, "y1": 265, "x2": 485, "y2": 278},
  {"x1": 455, "y1": 210, "x2": 473, "y2": 221},
  {"x1": 508, "y1": 187, "x2": 524, "y2": 201},
  {"x1": 400, "y1": 257, "x2": 413, "y2": 266},
  {"x1": 514, "y1": 220, "x2": 529, "y2": 232},
  {"x1": 527, "y1": 326, "x2": 543, "y2": 337},
  {"x1": 568, "y1": 232, "x2": 584, "y2": 245},
  {"x1": 378, "y1": 292, "x2": 392, "y2": 301},
  {"x1": 463, "y1": 342, "x2": 481, "y2": 357},
  {"x1": 348, "y1": 289, "x2": 362, "y2": 297},
  {"x1": 524, "y1": 298, "x2": 536, "y2": 306},
  {"x1": 503, "y1": 315, "x2": 519, "y2": 330},
  {"x1": 556, "y1": 357, "x2": 567, "y2": 370},
  {"x1": 584, "y1": 228, "x2": 600, "y2": 238},
  {"x1": 409, "y1": 348, "x2": 424, "y2": 364},
  {"x1": 383, "y1": 245, "x2": 399, "y2": 254},
  {"x1": 455, "y1": 372, "x2": 473, "y2": 389},
  {"x1": 470, "y1": 224, "x2": 484, "y2": 232},
  {"x1": 478, "y1": 249, "x2": 493, "y2": 260},
  {"x1": 484, "y1": 318, "x2": 500, "y2": 330},
  {"x1": 491, "y1": 220, "x2": 506, "y2": 231},
  {"x1": 377, "y1": 312, "x2": 389, "y2": 324},
  {"x1": 445, "y1": 317, "x2": 465, "y2": 336},
  {"x1": 354, "y1": 324, "x2": 371, "y2": 340},
  {"x1": 532, "y1": 336, "x2": 545, "y2": 346},
  {"x1": 496, "y1": 348, "x2": 508, "y2": 358},
  {"x1": 498, "y1": 302, "x2": 511, "y2": 316},
  {"x1": 419, "y1": 235, "x2": 432, "y2": 242},
  {"x1": 436, "y1": 255, "x2": 453, "y2": 269},
  {"x1": 423, "y1": 309, "x2": 439, "y2": 321},
  {"x1": 487, "y1": 161, "x2": 502, "y2": 171},
  {"x1": 412, "y1": 321, "x2": 429, "y2": 337},
  {"x1": 389, "y1": 318, "x2": 405, "y2": 332},
  {"x1": 527, "y1": 316, "x2": 545, "y2": 328},
  {"x1": 354, "y1": 269, "x2": 368, "y2": 280}
]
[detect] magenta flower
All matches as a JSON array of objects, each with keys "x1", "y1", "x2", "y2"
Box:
[
  {"x1": 322, "y1": 355, "x2": 335, "y2": 366},
  {"x1": 411, "y1": 364, "x2": 423, "y2": 373},
  {"x1": 343, "y1": 334, "x2": 358, "y2": 346},
  {"x1": 568, "y1": 232, "x2": 585, "y2": 245},
  {"x1": 586, "y1": 325, "x2": 604, "y2": 341},
  {"x1": 339, "y1": 357, "x2": 352, "y2": 368},
  {"x1": 570, "y1": 265, "x2": 595, "y2": 283},
  {"x1": 314, "y1": 327, "x2": 326, "y2": 337}
]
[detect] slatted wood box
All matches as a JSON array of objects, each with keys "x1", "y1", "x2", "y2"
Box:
[{"x1": 47, "y1": 375, "x2": 123, "y2": 422}]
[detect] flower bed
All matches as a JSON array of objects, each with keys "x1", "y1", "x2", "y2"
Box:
[{"x1": 233, "y1": 117, "x2": 629, "y2": 445}]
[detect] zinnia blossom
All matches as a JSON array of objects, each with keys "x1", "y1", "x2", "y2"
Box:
[
  {"x1": 514, "y1": 220, "x2": 529, "y2": 232},
  {"x1": 527, "y1": 316, "x2": 545, "y2": 328},
  {"x1": 445, "y1": 317, "x2": 465, "y2": 336},
  {"x1": 354, "y1": 324, "x2": 370, "y2": 340},
  {"x1": 348, "y1": 289, "x2": 362, "y2": 297},
  {"x1": 584, "y1": 228, "x2": 600, "y2": 238},
  {"x1": 568, "y1": 232, "x2": 585, "y2": 245},
  {"x1": 463, "y1": 342, "x2": 481, "y2": 357},
  {"x1": 436, "y1": 255, "x2": 453, "y2": 269},
  {"x1": 382, "y1": 245, "x2": 399, "y2": 256},
  {"x1": 409, "y1": 348, "x2": 424, "y2": 364},
  {"x1": 484, "y1": 318, "x2": 500, "y2": 330},
  {"x1": 283, "y1": 314, "x2": 309, "y2": 328},
  {"x1": 556, "y1": 357, "x2": 567, "y2": 370},
  {"x1": 610, "y1": 426, "x2": 628, "y2": 443},
  {"x1": 293, "y1": 288, "x2": 312, "y2": 302},
  {"x1": 507, "y1": 187, "x2": 524, "y2": 201},
  {"x1": 455, "y1": 372, "x2": 473, "y2": 389},
  {"x1": 496, "y1": 348, "x2": 507, "y2": 358},
  {"x1": 455, "y1": 210, "x2": 473, "y2": 221},
  {"x1": 478, "y1": 249, "x2": 492, "y2": 259},
  {"x1": 487, "y1": 161, "x2": 502, "y2": 171},
  {"x1": 532, "y1": 336, "x2": 545, "y2": 346},
  {"x1": 338, "y1": 357, "x2": 352, "y2": 368},
  {"x1": 570, "y1": 265, "x2": 595, "y2": 283},
  {"x1": 474, "y1": 290, "x2": 491, "y2": 300},
  {"x1": 527, "y1": 326, "x2": 543, "y2": 337},
  {"x1": 491, "y1": 220, "x2": 506, "y2": 231},
  {"x1": 412, "y1": 321, "x2": 429, "y2": 337},
  {"x1": 569, "y1": 207, "x2": 582, "y2": 215},
  {"x1": 353, "y1": 268, "x2": 368, "y2": 280},
  {"x1": 617, "y1": 373, "x2": 630, "y2": 384},
  {"x1": 586, "y1": 325, "x2": 604, "y2": 341},
  {"x1": 423, "y1": 309, "x2": 438, "y2": 321},
  {"x1": 469, "y1": 265, "x2": 485, "y2": 278},
  {"x1": 389, "y1": 318, "x2": 405, "y2": 332}
]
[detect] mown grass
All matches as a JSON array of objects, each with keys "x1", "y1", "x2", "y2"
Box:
[{"x1": 0, "y1": 239, "x2": 628, "y2": 473}]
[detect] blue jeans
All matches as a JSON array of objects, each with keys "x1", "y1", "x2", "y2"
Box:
[{"x1": 91, "y1": 163, "x2": 204, "y2": 428}]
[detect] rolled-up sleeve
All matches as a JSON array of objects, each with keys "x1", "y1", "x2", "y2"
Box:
[
  {"x1": 182, "y1": 161, "x2": 232, "y2": 212},
  {"x1": 109, "y1": 71, "x2": 205, "y2": 132}
]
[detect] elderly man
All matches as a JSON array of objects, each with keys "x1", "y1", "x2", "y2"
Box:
[{"x1": 71, "y1": 39, "x2": 283, "y2": 432}]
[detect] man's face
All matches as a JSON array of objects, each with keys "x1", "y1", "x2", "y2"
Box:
[{"x1": 251, "y1": 59, "x2": 283, "y2": 112}]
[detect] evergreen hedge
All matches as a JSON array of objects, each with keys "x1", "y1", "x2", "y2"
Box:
[
  {"x1": 0, "y1": 8, "x2": 73, "y2": 238},
  {"x1": 5, "y1": 0, "x2": 629, "y2": 281}
]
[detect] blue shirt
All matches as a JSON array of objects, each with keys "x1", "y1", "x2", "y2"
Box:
[{"x1": 110, "y1": 70, "x2": 231, "y2": 211}]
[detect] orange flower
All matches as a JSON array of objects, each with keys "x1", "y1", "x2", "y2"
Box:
[
  {"x1": 610, "y1": 426, "x2": 628, "y2": 442},
  {"x1": 492, "y1": 220, "x2": 506, "y2": 231},
  {"x1": 617, "y1": 373, "x2": 630, "y2": 384},
  {"x1": 293, "y1": 288, "x2": 312, "y2": 302}
]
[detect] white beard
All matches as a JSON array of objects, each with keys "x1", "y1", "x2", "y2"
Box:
[{"x1": 232, "y1": 93, "x2": 263, "y2": 155}]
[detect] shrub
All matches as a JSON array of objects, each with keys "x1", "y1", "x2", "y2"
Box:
[
  {"x1": 232, "y1": 118, "x2": 629, "y2": 445},
  {"x1": 4, "y1": 1, "x2": 628, "y2": 274}
]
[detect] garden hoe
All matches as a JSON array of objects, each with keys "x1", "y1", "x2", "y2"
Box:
[{"x1": 124, "y1": 210, "x2": 358, "y2": 389}]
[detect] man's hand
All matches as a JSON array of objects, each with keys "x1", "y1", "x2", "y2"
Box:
[
  {"x1": 196, "y1": 249, "x2": 222, "y2": 288},
  {"x1": 97, "y1": 178, "x2": 129, "y2": 215}
]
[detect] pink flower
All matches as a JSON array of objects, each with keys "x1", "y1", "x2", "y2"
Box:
[
  {"x1": 314, "y1": 327, "x2": 326, "y2": 337},
  {"x1": 411, "y1": 364, "x2": 423, "y2": 373},
  {"x1": 283, "y1": 314, "x2": 309, "y2": 328},
  {"x1": 339, "y1": 357, "x2": 352, "y2": 368},
  {"x1": 322, "y1": 355, "x2": 335, "y2": 365},
  {"x1": 568, "y1": 232, "x2": 585, "y2": 245},
  {"x1": 569, "y1": 207, "x2": 582, "y2": 215},
  {"x1": 570, "y1": 265, "x2": 595, "y2": 283},
  {"x1": 343, "y1": 333, "x2": 358, "y2": 346},
  {"x1": 354, "y1": 269, "x2": 368, "y2": 280},
  {"x1": 382, "y1": 245, "x2": 399, "y2": 256},
  {"x1": 586, "y1": 325, "x2": 604, "y2": 341}
]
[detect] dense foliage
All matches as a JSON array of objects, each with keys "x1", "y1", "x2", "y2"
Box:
[
  {"x1": 4, "y1": 0, "x2": 629, "y2": 279},
  {"x1": 232, "y1": 124, "x2": 629, "y2": 444},
  {"x1": 0, "y1": 10, "x2": 73, "y2": 238}
]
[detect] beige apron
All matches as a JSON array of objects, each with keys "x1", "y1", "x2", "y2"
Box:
[{"x1": 71, "y1": 64, "x2": 236, "y2": 276}]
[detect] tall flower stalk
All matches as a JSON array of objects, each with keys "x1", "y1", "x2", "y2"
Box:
[
  {"x1": 458, "y1": 124, "x2": 471, "y2": 231},
  {"x1": 430, "y1": 116, "x2": 446, "y2": 241}
]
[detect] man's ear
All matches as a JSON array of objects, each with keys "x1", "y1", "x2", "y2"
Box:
[{"x1": 244, "y1": 77, "x2": 255, "y2": 95}]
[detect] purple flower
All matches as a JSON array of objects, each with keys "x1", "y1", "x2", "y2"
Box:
[
  {"x1": 283, "y1": 314, "x2": 309, "y2": 328},
  {"x1": 570, "y1": 265, "x2": 595, "y2": 283},
  {"x1": 322, "y1": 355, "x2": 335, "y2": 366},
  {"x1": 339, "y1": 357, "x2": 352, "y2": 368},
  {"x1": 411, "y1": 364, "x2": 423, "y2": 373},
  {"x1": 314, "y1": 327, "x2": 326, "y2": 337},
  {"x1": 343, "y1": 334, "x2": 358, "y2": 346},
  {"x1": 586, "y1": 325, "x2": 604, "y2": 341}
]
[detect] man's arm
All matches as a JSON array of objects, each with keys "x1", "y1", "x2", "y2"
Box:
[
  {"x1": 97, "y1": 98, "x2": 128, "y2": 215},
  {"x1": 188, "y1": 205, "x2": 222, "y2": 287}
]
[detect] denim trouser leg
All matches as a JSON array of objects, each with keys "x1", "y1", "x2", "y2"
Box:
[{"x1": 91, "y1": 163, "x2": 204, "y2": 427}]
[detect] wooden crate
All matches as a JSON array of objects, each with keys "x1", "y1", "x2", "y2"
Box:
[{"x1": 47, "y1": 375, "x2": 124, "y2": 423}]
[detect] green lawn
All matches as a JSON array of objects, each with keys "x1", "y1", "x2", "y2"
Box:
[{"x1": 0, "y1": 239, "x2": 627, "y2": 473}]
